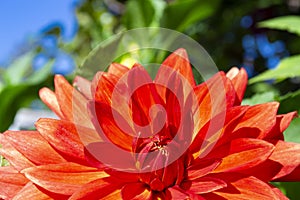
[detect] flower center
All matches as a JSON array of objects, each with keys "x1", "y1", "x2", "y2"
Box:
[{"x1": 138, "y1": 138, "x2": 187, "y2": 192}]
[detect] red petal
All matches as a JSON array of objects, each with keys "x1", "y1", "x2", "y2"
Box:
[
  {"x1": 0, "y1": 167, "x2": 28, "y2": 199},
  {"x1": 22, "y1": 162, "x2": 108, "y2": 195},
  {"x1": 35, "y1": 118, "x2": 91, "y2": 164},
  {"x1": 277, "y1": 165, "x2": 300, "y2": 181},
  {"x1": 85, "y1": 142, "x2": 137, "y2": 171},
  {"x1": 271, "y1": 185, "x2": 289, "y2": 200},
  {"x1": 266, "y1": 111, "x2": 297, "y2": 139},
  {"x1": 226, "y1": 67, "x2": 248, "y2": 105},
  {"x1": 209, "y1": 138, "x2": 274, "y2": 173},
  {"x1": 54, "y1": 75, "x2": 93, "y2": 128},
  {"x1": 121, "y1": 183, "x2": 151, "y2": 200},
  {"x1": 240, "y1": 140, "x2": 300, "y2": 182},
  {"x1": 39, "y1": 87, "x2": 64, "y2": 118},
  {"x1": 3, "y1": 131, "x2": 66, "y2": 165},
  {"x1": 190, "y1": 105, "x2": 248, "y2": 158},
  {"x1": 91, "y1": 71, "x2": 119, "y2": 104},
  {"x1": 73, "y1": 75, "x2": 92, "y2": 99},
  {"x1": 69, "y1": 177, "x2": 122, "y2": 200},
  {"x1": 127, "y1": 66, "x2": 165, "y2": 131},
  {"x1": 167, "y1": 186, "x2": 191, "y2": 199},
  {"x1": 182, "y1": 177, "x2": 227, "y2": 194},
  {"x1": 90, "y1": 101, "x2": 134, "y2": 151},
  {"x1": 188, "y1": 159, "x2": 221, "y2": 180},
  {"x1": 193, "y1": 72, "x2": 236, "y2": 140},
  {"x1": 232, "y1": 102, "x2": 279, "y2": 139},
  {"x1": 204, "y1": 174, "x2": 280, "y2": 200},
  {"x1": 155, "y1": 48, "x2": 196, "y2": 87}
]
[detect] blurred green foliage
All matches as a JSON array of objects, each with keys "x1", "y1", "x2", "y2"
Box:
[{"x1": 0, "y1": 0, "x2": 300, "y2": 198}]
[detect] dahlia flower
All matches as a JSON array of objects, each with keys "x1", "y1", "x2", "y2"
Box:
[{"x1": 0, "y1": 49, "x2": 299, "y2": 199}]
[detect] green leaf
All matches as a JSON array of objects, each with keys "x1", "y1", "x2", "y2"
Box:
[
  {"x1": 242, "y1": 91, "x2": 277, "y2": 106},
  {"x1": 249, "y1": 55, "x2": 300, "y2": 84},
  {"x1": 278, "y1": 89, "x2": 300, "y2": 114},
  {"x1": 0, "y1": 155, "x2": 9, "y2": 167},
  {"x1": 258, "y1": 15, "x2": 300, "y2": 36},
  {"x1": 2, "y1": 52, "x2": 34, "y2": 85},
  {"x1": 284, "y1": 117, "x2": 300, "y2": 143},
  {"x1": 160, "y1": 0, "x2": 220, "y2": 31},
  {"x1": 78, "y1": 33, "x2": 123, "y2": 79},
  {"x1": 280, "y1": 182, "x2": 300, "y2": 200},
  {"x1": 122, "y1": 0, "x2": 157, "y2": 29},
  {"x1": 26, "y1": 61, "x2": 53, "y2": 84},
  {"x1": 0, "y1": 84, "x2": 39, "y2": 132}
]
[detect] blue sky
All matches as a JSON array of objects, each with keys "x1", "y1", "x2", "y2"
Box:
[{"x1": 0, "y1": 0, "x2": 78, "y2": 65}]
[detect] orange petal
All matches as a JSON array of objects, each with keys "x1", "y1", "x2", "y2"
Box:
[
  {"x1": 108, "y1": 63, "x2": 130, "y2": 79},
  {"x1": 54, "y1": 75, "x2": 93, "y2": 128},
  {"x1": 190, "y1": 105, "x2": 248, "y2": 157},
  {"x1": 269, "y1": 140, "x2": 300, "y2": 180},
  {"x1": 91, "y1": 71, "x2": 119, "y2": 104},
  {"x1": 232, "y1": 102, "x2": 279, "y2": 139},
  {"x1": 226, "y1": 67, "x2": 248, "y2": 105},
  {"x1": 204, "y1": 174, "x2": 280, "y2": 200},
  {"x1": 193, "y1": 72, "x2": 236, "y2": 139},
  {"x1": 3, "y1": 131, "x2": 66, "y2": 165},
  {"x1": 85, "y1": 142, "x2": 137, "y2": 171},
  {"x1": 188, "y1": 159, "x2": 221, "y2": 180},
  {"x1": 22, "y1": 162, "x2": 108, "y2": 195},
  {"x1": 35, "y1": 118, "x2": 88, "y2": 164},
  {"x1": 0, "y1": 134, "x2": 35, "y2": 170},
  {"x1": 13, "y1": 182, "x2": 68, "y2": 200},
  {"x1": 182, "y1": 177, "x2": 227, "y2": 194},
  {"x1": 266, "y1": 111, "x2": 297, "y2": 139},
  {"x1": 0, "y1": 167, "x2": 28, "y2": 199},
  {"x1": 69, "y1": 177, "x2": 122, "y2": 200},
  {"x1": 209, "y1": 138, "x2": 274, "y2": 173},
  {"x1": 39, "y1": 87, "x2": 64, "y2": 119},
  {"x1": 90, "y1": 102, "x2": 134, "y2": 151}
]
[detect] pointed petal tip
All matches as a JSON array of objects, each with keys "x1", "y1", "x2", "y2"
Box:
[
  {"x1": 226, "y1": 67, "x2": 248, "y2": 80},
  {"x1": 173, "y1": 48, "x2": 188, "y2": 59}
]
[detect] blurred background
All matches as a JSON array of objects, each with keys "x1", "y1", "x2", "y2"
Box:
[{"x1": 0, "y1": 0, "x2": 299, "y2": 198}]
